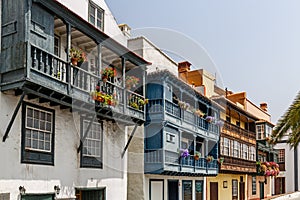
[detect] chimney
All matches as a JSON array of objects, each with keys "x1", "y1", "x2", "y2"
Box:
[
  {"x1": 260, "y1": 102, "x2": 268, "y2": 112},
  {"x1": 178, "y1": 61, "x2": 191, "y2": 73},
  {"x1": 118, "y1": 24, "x2": 131, "y2": 39}
]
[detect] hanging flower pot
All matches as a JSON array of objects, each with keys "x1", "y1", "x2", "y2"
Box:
[
  {"x1": 71, "y1": 57, "x2": 79, "y2": 66},
  {"x1": 194, "y1": 151, "x2": 201, "y2": 160},
  {"x1": 102, "y1": 75, "x2": 108, "y2": 83}
]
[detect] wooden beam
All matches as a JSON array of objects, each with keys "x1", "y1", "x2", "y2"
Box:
[
  {"x1": 3, "y1": 92, "x2": 26, "y2": 142},
  {"x1": 121, "y1": 123, "x2": 139, "y2": 158}
]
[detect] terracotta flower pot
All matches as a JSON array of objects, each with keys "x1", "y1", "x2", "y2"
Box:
[{"x1": 71, "y1": 57, "x2": 78, "y2": 66}]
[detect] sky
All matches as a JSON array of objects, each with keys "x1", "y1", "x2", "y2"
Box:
[{"x1": 106, "y1": 0, "x2": 300, "y2": 123}]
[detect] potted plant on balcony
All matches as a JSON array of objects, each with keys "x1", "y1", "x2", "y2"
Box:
[
  {"x1": 69, "y1": 47, "x2": 86, "y2": 66},
  {"x1": 218, "y1": 157, "x2": 224, "y2": 165},
  {"x1": 205, "y1": 116, "x2": 214, "y2": 123},
  {"x1": 91, "y1": 85, "x2": 116, "y2": 107},
  {"x1": 180, "y1": 149, "x2": 190, "y2": 158},
  {"x1": 126, "y1": 75, "x2": 139, "y2": 90},
  {"x1": 206, "y1": 155, "x2": 214, "y2": 163},
  {"x1": 101, "y1": 67, "x2": 116, "y2": 82},
  {"x1": 194, "y1": 151, "x2": 201, "y2": 160}
]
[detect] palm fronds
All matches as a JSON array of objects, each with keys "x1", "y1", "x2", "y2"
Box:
[{"x1": 273, "y1": 92, "x2": 300, "y2": 148}]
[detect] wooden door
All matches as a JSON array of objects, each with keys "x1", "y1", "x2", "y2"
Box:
[
  {"x1": 210, "y1": 182, "x2": 218, "y2": 200},
  {"x1": 168, "y1": 180, "x2": 179, "y2": 200},
  {"x1": 259, "y1": 182, "x2": 264, "y2": 200},
  {"x1": 239, "y1": 182, "x2": 245, "y2": 200},
  {"x1": 275, "y1": 177, "x2": 285, "y2": 195}
]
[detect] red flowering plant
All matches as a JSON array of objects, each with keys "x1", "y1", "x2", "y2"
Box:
[
  {"x1": 258, "y1": 161, "x2": 280, "y2": 177},
  {"x1": 69, "y1": 47, "x2": 86, "y2": 66},
  {"x1": 125, "y1": 75, "x2": 139, "y2": 89},
  {"x1": 101, "y1": 67, "x2": 117, "y2": 80},
  {"x1": 90, "y1": 85, "x2": 117, "y2": 107}
]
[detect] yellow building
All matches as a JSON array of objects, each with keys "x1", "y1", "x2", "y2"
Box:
[{"x1": 207, "y1": 96, "x2": 257, "y2": 200}]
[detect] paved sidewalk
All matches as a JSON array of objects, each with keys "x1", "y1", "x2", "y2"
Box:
[{"x1": 271, "y1": 192, "x2": 300, "y2": 200}]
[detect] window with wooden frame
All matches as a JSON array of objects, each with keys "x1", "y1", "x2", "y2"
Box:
[
  {"x1": 75, "y1": 188, "x2": 105, "y2": 200},
  {"x1": 249, "y1": 146, "x2": 256, "y2": 161},
  {"x1": 80, "y1": 118, "x2": 103, "y2": 168},
  {"x1": 232, "y1": 179, "x2": 238, "y2": 198},
  {"x1": 252, "y1": 176, "x2": 256, "y2": 195},
  {"x1": 223, "y1": 137, "x2": 230, "y2": 156},
  {"x1": 233, "y1": 141, "x2": 240, "y2": 158},
  {"x1": 278, "y1": 149, "x2": 285, "y2": 163},
  {"x1": 256, "y1": 124, "x2": 265, "y2": 140},
  {"x1": 242, "y1": 144, "x2": 248, "y2": 160},
  {"x1": 21, "y1": 102, "x2": 55, "y2": 165},
  {"x1": 88, "y1": 1, "x2": 104, "y2": 30}
]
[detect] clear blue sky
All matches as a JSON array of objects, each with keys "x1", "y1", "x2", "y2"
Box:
[{"x1": 106, "y1": 0, "x2": 300, "y2": 123}]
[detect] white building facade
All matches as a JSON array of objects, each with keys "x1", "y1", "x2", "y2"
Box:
[{"x1": 0, "y1": 0, "x2": 149, "y2": 199}]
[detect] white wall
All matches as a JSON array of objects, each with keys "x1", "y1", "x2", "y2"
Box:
[
  {"x1": 145, "y1": 175, "x2": 205, "y2": 200},
  {"x1": 128, "y1": 37, "x2": 178, "y2": 75},
  {"x1": 274, "y1": 136, "x2": 300, "y2": 193},
  {"x1": 0, "y1": 92, "x2": 128, "y2": 199},
  {"x1": 56, "y1": 0, "x2": 127, "y2": 46}
]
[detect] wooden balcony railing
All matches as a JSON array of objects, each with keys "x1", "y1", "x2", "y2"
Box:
[
  {"x1": 29, "y1": 44, "x2": 145, "y2": 122},
  {"x1": 145, "y1": 149, "x2": 218, "y2": 172},
  {"x1": 221, "y1": 155, "x2": 256, "y2": 172},
  {"x1": 222, "y1": 120, "x2": 256, "y2": 141}
]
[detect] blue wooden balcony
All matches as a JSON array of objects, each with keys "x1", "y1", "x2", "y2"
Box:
[
  {"x1": 145, "y1": 149, "x2": 218, "y2": 176},
  {"x1": 147, "y1": 99, "x2": 219, "y2": 138}
]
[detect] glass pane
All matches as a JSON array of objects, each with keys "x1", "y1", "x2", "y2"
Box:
[
  {"x1": 39, "y1": 141, "x2": 44, "y2": 150},
  {"x1": 25, "y1": 138, "x2": 31, "y2": 148},
  {"x1": 34, "y1": 110, "x2": 39, "y2": 119},
  {"x1": 32, "y1": 139, "x2": 38, "y2": 149},
  {"x1": 45, "y1": 133, "x2": 50, "y2": 141},
  {"x1": 39, "y1": 132, "x2": 45, "y2": 140},
  {"x1": 27, "y1": 108, "x2": 33, "y2": 117},
  {"x1": 46, "y1": 122, "x2": 51, "y2": 131},
  {"x1": 40, "y1": 121, "x2": 46, "y2": 130},
  {"x1": 41, "y1": 112, "x2": 46, "y2": 120},
  {"x1": 34, "y1": 119, "x2": 39, "y2": 129},
  {"x1": 46, "y1": 113, "x2": 52, "y2": 122},
  {"x1": 27, "y1": 118, "x2": 33, "y2": 127},
  {"x1": 32, "y1": 131, "x2": 38, "y2": 139},
  {"x1": 45, "y1": 142, "x2": 50, "y2": 151}
]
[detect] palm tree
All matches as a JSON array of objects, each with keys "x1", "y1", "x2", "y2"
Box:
[
  {"x1": 272, "y1": 92, "x2": 300, "y2": 192},
  {"x1": 272, "y1": 92, "x2": 300, "y2": 147}
]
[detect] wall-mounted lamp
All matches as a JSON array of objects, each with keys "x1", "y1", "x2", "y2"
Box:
[
  {"x1": 19, "y1": 186, "x2": 26, "y2": 195},
  {"x1": 54, "y1": 185, "x2": 60, "y2": 195}
]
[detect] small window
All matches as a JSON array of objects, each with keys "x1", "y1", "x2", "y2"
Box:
[
  {"x1": 232, "y1": 179, "x2": 238, "y2": 198},
  {"x1": 242, "y1": 144, "x2": 248, "y2": 160},
  {"x1": 256, "y1": 124, "x2": 265, "y2": 140},
  {"x1": 223, "y1": 137, "x2": 230, "y2": 156},
  {"x1": 236, "y1": 121, "x2": 240, "y2": 127},
  {"x1": 75, "y1": 188, "x2": 105, "y2": 200},
  {"x1": 54, "y1": 35, "x2": 60, "y2": 57},
  {"x1": 233, "y1": 141, "x2": 240, "y2": 158},
  {"x1": 278, "y1": 149, "x2": 285, "y2": 163},
  {"x1": 166, "y1": 133, "x2": 175, "y2": 144},
  {"x1": 80, "y1": 118, "x2": 103, "y2": 168},
  {"x1": 21, "y1": 102, "x2": 55, "y2": 165},
  {"x1": 88, "y1": 1, "x2": 104, "y2": 30},
  {"x1": 252, "y1": 176, "x2": 256, "y2": 195}
]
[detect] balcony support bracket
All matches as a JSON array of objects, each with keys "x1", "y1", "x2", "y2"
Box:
[
  {"x1": 121, "y1": 123, "x2": 139, "y2": 158},
  {"x1": 2, "y1": 92, "x2": 26, "y2": 142},
  {"x1": 77, "y1": 114, "x2": 97, "y2": 153}
]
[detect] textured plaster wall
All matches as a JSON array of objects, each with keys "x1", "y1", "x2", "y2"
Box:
[
  {"x1": 128, "y1": 38, "x2": 178, "y2": 76},
  {"x1": 0, "y1": 93, "x2": 128, "y2": 200},
  {"x1": 127, "y1": 126, "x2": 145, "y2": 200}
]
